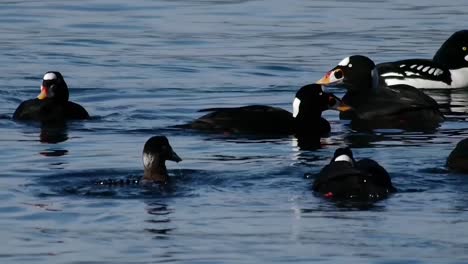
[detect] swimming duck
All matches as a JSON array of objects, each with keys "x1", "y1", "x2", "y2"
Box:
[
  {"x1": 13, "y1": 71, "x2": 90, "y2": 123},
  {"x1": 181, "y1": 84, "x2": 350, "y2": 137},
  {"x1": 378, "y1": 30, "x2": 468, "y2": 89},
  {"x1": 94, "y1": 136, "x2": 182, "y2": 187},
  {"x1": 447, "y1": 138, "x2": 468, "y2": 173},
  {"x1": 312, "y1": 147, "x2": 396, "y2": 199},
  {"x1": 142, "y1": 136, "x2": 182, "y2": 184},
  {"x1": 316, "y1": 55, "x2": 444, "y2": 129}
]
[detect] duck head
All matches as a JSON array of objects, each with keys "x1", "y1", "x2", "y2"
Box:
[
  {"x1": 316, "y1": 55, "x2": 379, "y2": 92},
  {"x1": 37, "y1": 71, "x2": 69, "y2": 102},
  {"x1": 433, "y1": 30, "x2": 468, "y2": 69},
  {"x1": 142, "y1": 136, "x2": 182, "y2": 183},
  {"x1": 331, "y1": 147, "x2": 356, "y2": 165},
  {"x1": 292, "y1": 83, "x2": 350, "y2": 120}
]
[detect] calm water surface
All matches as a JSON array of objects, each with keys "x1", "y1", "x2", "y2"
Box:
[{"x1": 1, "y1": 0, "x2": 468, "y2": 263}]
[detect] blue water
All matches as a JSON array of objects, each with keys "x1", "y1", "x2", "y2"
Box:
[{"x1": 1, "y1": 0, "x2": 468, "y2": 263}]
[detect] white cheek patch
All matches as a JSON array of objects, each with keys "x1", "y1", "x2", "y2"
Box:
[
  {"x1": 292, "y1": 98, "x2": 301, "y2": 118},
  {"x1": 334, "y1": 154, "x2": 353, "y2": 163},
  {"x1": 465, "y1": 55, "x2": 468, "y2": 62},
  {"x1": 143, "y1": 153, "x2": 154, "y2": 168},
  {"x1": 43, "y1": 72, "x2": 57, "y2": 80},
  {"x1": 338, "y1": 56, "x2": 350, "y2": 66}
]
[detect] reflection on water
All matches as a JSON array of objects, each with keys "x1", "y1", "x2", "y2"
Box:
[
  {"x1": 344, "y1": 130, "x2": 442, "y2": 148},
  {"x1": 426, "y1": 89, "x2": 468, "y2": 114},
  {"x1": 144, "y1": 202, "x2": 174, "y2": 239},
  {"x1": 39, "y1": 149, "x2": 68, "y2": 157},
  {"x1": 40, "y1": 123, "x2": 69, "y2": 144}
]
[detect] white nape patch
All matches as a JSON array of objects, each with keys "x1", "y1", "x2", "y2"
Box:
[
  {"x1": 381, "y1": 72, "x2": 404, "y2": 77},
  {"x1": 334, "y1": 154, "x2": 353, "y2": 163},
  {"x1": 417, "y1": 65, "x2": 424, "y2": 70},
  {"x1": 428, "y1": 68, "x2": 435, "y2": 75},
  {"x1": 292, "y1": 98, "x2": 301, "y2": 118},
  {"x1": 338, "y1": 56, "x2": 350, "y2": 66},
  {"x1": 422, "y1": 66, "x2": 430, "y2": 72},
  {"x1": 43, "y1": 72, "x2": 57, "y2": 80},
  {"x1": 143, "y1": 153, "x2": 154, "y2": 168},
  {"x1": 400, "y1": 64, "x2": 406, "y2": 68},
  {"x1": 465, "y1": 55, "x2": 468, "y2": 62}
]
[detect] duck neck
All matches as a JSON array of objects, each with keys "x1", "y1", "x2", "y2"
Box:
[
  {"x1": 143, "y1": 159, "x2": 169, "y2": 184},
  {"x1": 294, "y1": 111, "x2": 322, "y2": 134},
  {"x1": 347, "y1": 69, "x2": 379, "y2": 94}
]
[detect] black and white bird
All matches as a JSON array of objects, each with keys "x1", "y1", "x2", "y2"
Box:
[
  {"x1": 377, "y1": 30, "x2": 468, "y2": 89},
  {"x1": 142, "y1": 136, "x2": 182, "y2": 184},
  {"x1": 312, "y1": 147, "x2": 396, "y2": 200},
  {"x1": 13, "y1": 71, "x2": 90, "y2": 123},
  {"x1": 180, "y1": 84, "x2": 350, "y2": 138},
  {"x1": 316, "y1": 55, "x2": 444, "y2": 130}
]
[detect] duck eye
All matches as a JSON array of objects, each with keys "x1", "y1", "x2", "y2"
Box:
[
  {"x1": 334, "y1": 70, "x2": 343, "y2": 79},
  {"x1": 463, "y1": 46, "x2": 467, "y2": 51}
]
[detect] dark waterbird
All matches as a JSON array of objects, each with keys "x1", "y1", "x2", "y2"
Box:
[
  {"x1": 77, "y1": 136, "x2": 182, "y2": 190},
  {"x1": 311, "y1": 147, "x2": 396, "y2": 200},
  {"x1": 316, "y1": 55, "x2": 444, "y2": 130},
  {"x1": 13, "y1": 71, "x2": 89, "y2": 123},
  {"x1": 178, "y1": 84, "x2": 350, "y2": 145}
]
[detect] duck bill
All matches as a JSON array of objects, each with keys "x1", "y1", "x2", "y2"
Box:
[
  {"x1": 316, "y1": 69, "x2": 344, "y2": 86},
  {"x1": 169, "y1": 150, "x2": 182, "y2": 162},
  {"x1": 328, "y1": 93, "x2": 352, "y2": 112},
  {"x1": 37, "y1": 86, "x2": 48, "y2": 100}
]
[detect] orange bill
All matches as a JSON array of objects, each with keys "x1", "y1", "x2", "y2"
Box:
[{"x1": 37, "y1": 86, "x2": 48, "y2": 100}]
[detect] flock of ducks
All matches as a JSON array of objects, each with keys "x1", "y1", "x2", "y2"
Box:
[{"x1": 11, "y1": 30, "x2": 468, "y2": 201}]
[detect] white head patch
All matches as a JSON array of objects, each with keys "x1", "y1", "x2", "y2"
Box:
[
  {"x1": 43, "y1": 72, "x2": 57, "y2": 81},
  {"x1": 143, "y1": 153, "x2": 154, "y2": 168},
  {"x1": 293, "y1": 98, "x2": 301, "y2": 118},
  {"x1": 334, "y1": 154, "x2": 353, "y2": 163},
  {"x1": 465, "y1": 55, "x2": 468, "y2": 62},
  {"x1": 338, "y1": 56, "x2": 350, "y2": 66}
]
